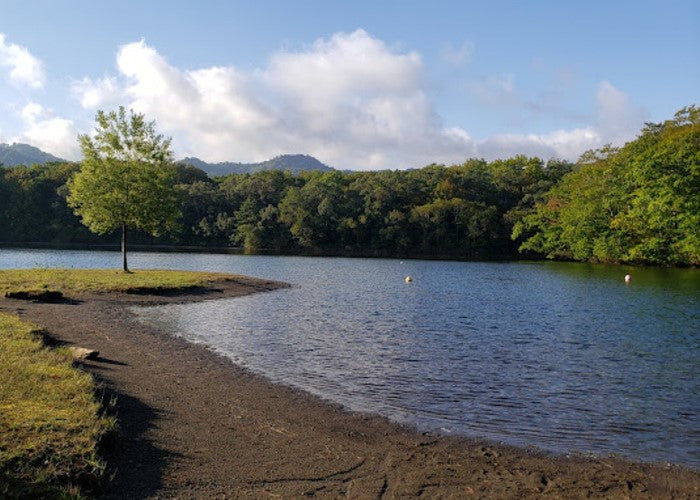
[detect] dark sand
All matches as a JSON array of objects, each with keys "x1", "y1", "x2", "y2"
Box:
[{"x1": 1, "y1": 276, "x2": 697, "y2": 499}]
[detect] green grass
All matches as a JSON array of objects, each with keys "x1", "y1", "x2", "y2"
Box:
[
  {"x1": 0, "y1": 268, "x2": 243, "y2": 495},
  {"x1": 0, "y1": 268, "x2": 239, "y2": 296},
  {"x1": 0, "y1": 312, "x2": 116, "y2": 497}
]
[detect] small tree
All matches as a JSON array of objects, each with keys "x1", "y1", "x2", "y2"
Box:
[{"x1": 68, "y1": 107, "x2": 180, "y2": 272}]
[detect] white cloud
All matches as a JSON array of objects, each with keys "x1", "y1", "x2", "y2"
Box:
[
  {"x1": 112, "y1": 39, "x2": 279, "y2": 161},
  {"x1": 0, "y1": 33, "x2": 45, "y2": 89},
  {"x1": 20, "y1": 101, "x2": 44, "y2": 122},
  {"x1": 477, "y1": 128, "x2": 601, "y2": 160},
  {"x1": 70, "y1": 33, "x2": 647, "y2": 169},
  {"x1": 72, "y1": 32, "x2": 478, "y2": 168},
  {"x1": 596, "y1": 80, "x2": 647, "y2": 143},
  {"x1": 72, "y1": 76, "x2": 122, "y2": 109},
  {"x1": 14, "y1": 102, "x2": 80, "y2": 160},
  {"x1": 266, "y1": 30, "x2": 425, "y2": 133}
]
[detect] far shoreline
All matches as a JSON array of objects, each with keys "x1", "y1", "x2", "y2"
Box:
[
  {"x1": 0, "y1": 240, "x2": 553, "y2": 263},
  {"x1": 4, "y1": 242, "x2": 697, "y2": 270},
  {"x1": 1, "y1": 279, "x2": 697, "y2": 497}
]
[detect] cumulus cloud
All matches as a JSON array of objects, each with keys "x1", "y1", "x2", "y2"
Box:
[
  {"x1": 0, "y1": 33, "x2": 45, "y2": 89},
  {"x1": 72, "y1": 76, "x2": 122, "y2": 109},
  {"x1": 71, "y1": 32, "x2": 476, "y2": 168},
  {"x1": 71, "y1": 32, "x2": 647, "y2": 169},
  {"x1": 114, "y1": 39, "x2": 281, "y2": 161},
  {"x1": 14, "y1": 102, "x2": 81, "y2": 160}
]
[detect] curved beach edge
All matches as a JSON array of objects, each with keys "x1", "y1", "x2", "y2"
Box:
[{"x1": 1, "y1": 279, "x2": 697, "y2": 498}]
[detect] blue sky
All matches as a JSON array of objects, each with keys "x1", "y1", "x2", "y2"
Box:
[{"x1": 1, "y1": 0, "x2": 697, "y2": 169}]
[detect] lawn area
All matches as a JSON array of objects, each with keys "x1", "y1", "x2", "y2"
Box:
[
  {"x1": 0, "y1": 311, "x2": 115, "y2": 497},
  {"x1": 0, "y1": 268, "x2": 237, "y2": 296}
]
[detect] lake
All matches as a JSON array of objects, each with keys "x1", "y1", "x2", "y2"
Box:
[{"x1": 1, "y1": 248, "x2": 698, "y2": 467}]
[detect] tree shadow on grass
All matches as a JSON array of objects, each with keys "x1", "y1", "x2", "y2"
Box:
[
  {"x1": 0, "y1": 368, "x2": 174, "y2": 499},
  {"x1": 99, "y1": 386, "x2": 180, "y2": 499}
]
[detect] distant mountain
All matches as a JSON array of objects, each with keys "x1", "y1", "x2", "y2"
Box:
[
  {"x1": 0, "y1": 143, "x2": 66, "y2": 167},
  {"x1": 178, "y1": 154, "x2": 333, "y2": 177},
  {"x1": 0, "y1": 144, "x2": 334, "y2": 177}
]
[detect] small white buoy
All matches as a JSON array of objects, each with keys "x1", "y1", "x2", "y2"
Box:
[
  {"x1": 624, "y1": 274, "x2": 632, "y2": 283},
  {"x1": 405, "y1": 276, "x2": 413, "y2": 283}
]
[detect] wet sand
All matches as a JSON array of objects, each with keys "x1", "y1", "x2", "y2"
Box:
[{"x1": 1, "y1": 277, "x2": 697, "y2": 498}]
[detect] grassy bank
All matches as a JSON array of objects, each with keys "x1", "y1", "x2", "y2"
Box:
[
  {"x1": 0, "y1": 268, "x2": 241, "y2": 497},
  {"x1": 0, "y1": 312, "x2": 115, "y2": 497},
  {"x1": 0, "y1": 268, "x2": 238, "y2": 297}
]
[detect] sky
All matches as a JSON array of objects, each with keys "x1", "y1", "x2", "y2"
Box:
[{"x1": 0, "y1": 0, "x2": 698, "y2": 170}]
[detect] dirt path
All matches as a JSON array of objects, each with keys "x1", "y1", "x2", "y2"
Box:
[{"x1": 1, "y1": 278, "x2": 697, "y2": 498}]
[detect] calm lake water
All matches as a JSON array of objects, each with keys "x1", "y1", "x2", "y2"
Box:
[{"x1": 1, "y1": 248, "x2": 698, "y2": 467}]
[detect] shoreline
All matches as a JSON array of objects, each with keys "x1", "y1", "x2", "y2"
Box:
[
  {"x1": 1, "y1": 280, "x2": 697, "y2": 498},
  {"x1": 0, "y1": 241, "x2": 528, "y2": 264}
]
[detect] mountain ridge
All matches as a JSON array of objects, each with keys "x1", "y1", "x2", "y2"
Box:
[
  {"x1": 1, "y1": 142, "x2": 334, "y2": 176},
  {"x1": 178, "y1": 154, "x2": 333, "y2": 176},
  {"x1": 0, "y1": 143, "x2": 66, "y2": 167}
]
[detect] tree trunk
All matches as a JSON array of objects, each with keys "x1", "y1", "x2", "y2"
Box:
[{"x1": 121, "y1": 222, "x2": 130, "y2": 273}]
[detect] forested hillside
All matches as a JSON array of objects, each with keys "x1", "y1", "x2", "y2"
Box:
[
  {"x1": 514, "y1": 106, "x2": 698, "y2": 266},
  {"x1": 0, "y1": 143, "x2": 65, "y2": 167},
  {"x1": 0, "y1": 106, "x2": 697, "y2": 265}
]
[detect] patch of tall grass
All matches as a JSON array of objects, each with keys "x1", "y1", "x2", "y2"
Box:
[{"x1": 0, "y1": 312, "x2": 115, "y2": 497}]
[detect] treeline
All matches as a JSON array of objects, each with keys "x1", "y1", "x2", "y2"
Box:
[
  {"x1": 0, "y1": 155, "x2": 572, "y2": 259},
  {"x1": 0, "y1": 106, "x2": 697, "y2": 265}
]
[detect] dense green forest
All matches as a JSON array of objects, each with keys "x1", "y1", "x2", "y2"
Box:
[
  {"x1": 514, "y1": 106, "x2": 698, "y2": 266},
  {"x1": 0, "y1": 106, "x2": 697, "y2": 265}
]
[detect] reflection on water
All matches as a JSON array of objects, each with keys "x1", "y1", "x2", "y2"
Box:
[{"x1": 1, "y1": 248, "x2": 698, "y2": 467}]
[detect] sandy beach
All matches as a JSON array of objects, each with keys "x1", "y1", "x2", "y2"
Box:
[{"x1": 1, "y1": 277, "x2": 697, "y2": 499}]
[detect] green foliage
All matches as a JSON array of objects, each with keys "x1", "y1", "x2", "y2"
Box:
[
  {"x1": 68, "y1": 107, "x2": 179, "y2": 236},
  {"x1": 0, "y1": 162, "x2": 94, "y2": 244},
  {"x1": 279, "y1": 171, "x2": 358, "y2": 249},
  {"x1": 67, "y1": 107, "x2": 180, "y2": 270},
  {"x1": 516, "y1": 105, "x2": 699, "y2": 265},
  {"x1": 0, "y1": 312, "x2": 115, "y2": 497}
]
